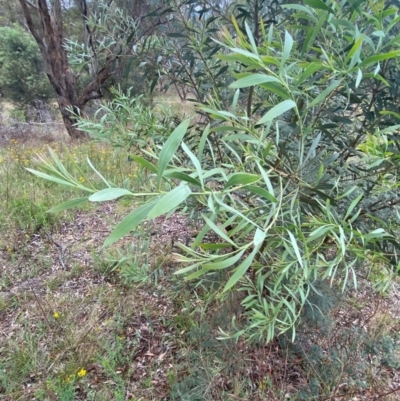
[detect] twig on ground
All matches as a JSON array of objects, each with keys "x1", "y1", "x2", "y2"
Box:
[{"x1": 44, "y1": 231, "x2": 70, "y2": 270}]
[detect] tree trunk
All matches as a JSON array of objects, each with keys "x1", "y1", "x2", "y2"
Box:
[
  {"x1": 18, "y1": 0, "x2": 113, "y2": 139},
  {"x1": 57, "y1": 97, "x2": 85, "y2": 140}
]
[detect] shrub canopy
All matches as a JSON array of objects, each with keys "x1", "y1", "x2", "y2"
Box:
[{"x1": 0, "y1": 26, "x2": 53, "y2": 106}]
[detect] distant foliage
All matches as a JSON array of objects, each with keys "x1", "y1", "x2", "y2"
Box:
[
  {"x1": 0, "y1": 26, "x2": 53, "y2": 106},
  {"x1": 72, "y1": 86, "x2": 179, "y2": 149}
]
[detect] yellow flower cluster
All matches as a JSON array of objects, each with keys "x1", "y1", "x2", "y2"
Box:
[{"x1": 64, "y1": 368, "x2": 87, "y2": 383}]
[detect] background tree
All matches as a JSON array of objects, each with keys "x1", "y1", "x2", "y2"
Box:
[
  {"x1": 0, "y1": 0, "x2": 25, "y2": 27},
  {"x1": 17, "y1": 0, "x2": 141, "y2": 138},
  {"x1": 0, "y1": 26, "x2": 53, "y2": 109}
]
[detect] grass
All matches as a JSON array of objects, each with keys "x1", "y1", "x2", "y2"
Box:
[{"x1": 1, "y1": 119, "x2": 400, "y2": 400}]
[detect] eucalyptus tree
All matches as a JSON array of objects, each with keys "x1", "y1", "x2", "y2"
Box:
[{"x1": 17, "y1": 0, "x2": 143, "y2": 138}]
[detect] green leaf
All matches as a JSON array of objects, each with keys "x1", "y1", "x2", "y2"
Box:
[
  {"x1": 129, "y1": 155, "x2": 158, "y2": 173},
  {"x1": 282, "y1": 31, "x2": 293, "y2": 65},
  {"x1": 197, "y1": 243, "x2": 233, "y2": 250},
  {"x1": 344, "y1": 194, "x2": 363, "y2": 221},
  {"x1": 247, "y1": 185, "x2": 278, "y2": 203},
  {"x1": 296, "y1": 62, "x2": 324, "y2": 86},
  {"x1": 104, "y1": 202, "x2": 156, "y2": 247},
  {"x1": 377, "y1": 124, "x2": 400, "y2": 134},
  {"x1": 223, "y1": 248, "x2": 257, "y2": 292},
  {"x1": 201, "y1": 249, "x2": 246, "y2": 271},
  {"x1": 363, "y1": 72, "x2": 388, "y2": 86},
  {"x1": 304, "y1": 0, "x2": 335, "y2": 14},
  {"x1": 345, "y1": 36, "x2": 363, "y2": 66},
  {"x1": 380, "y1": 111, "x2": 400, "y2": 120},
  {"x1": 211, "y1": 126, "x2": 245, "y2": 133},
  {"x1": 254, "y1": 228, "x2": 266, "y2": 247},
  {"x1": 287, "y1": 231, "x2": 303, "y2": 268},
  {"x1": 158, "y1": 119, "x2": 190, "y2": 187},
  {"x1": 224, "y1": 173, "x2": 260, "y2": 189},
  {"x1": 338, "y1": 226, "x2": 346, "y2": 257},
  {"x1": 174, "y1": 260, "x2": 206, "y2": 276},
  {"x1": 217, "y1": 53, "x2": 261, "y2": 65},
  {"x1": 223, "y1": 133, "x2": 255, "y2": 141},
  {"x1": 258, "y1": 100, "x2": 296, "y2": 124},
  {"x1": 256, "y1": 162, "x2": 275, "y2": 196},
  {"x1": 148, "y1": 185, "x2": 191, "y2": 219},
  {"x1": 301, "y1": 12, "x2": 326, "y2": 55},
  {"x1": 230, "y1": 74, "x2": 280, "y2": 89},
  {"x1": 213, "y1": 195, "x2": 260, "y2": 229},
  {"x1": 308, "y1": 80, "x2": 341, "y2": 108},
  {"x1": 360, "y1": 51, "x2": 400, "y2": 67},
  {"x1": 259, "y1": 82, "x2": 291, "y2": 99},
  {"x1": 307, "y1": 225, "x2": 331, "y2": 242},
  {"x1": 164, "y1": 171, "x2": 202, "y2": 187},
  {"x1": 186, "y1": 250, "x2": 247, "y2": 280},
  {"x1": 232, "y1": 89, "x2": 240, "y2": 114},
  {"x1": 245, "y1": 21, "x2": 258, "y2": 55},
  {"x1": 47, "y1": 147, "x2": 71, "y2": 178},
  {"x1": 167, "y1": 32, "x2": 187, "y2": 38},
  {"x1": 181, "y1": 142, "x2": 203, "y2": 187},
  {"x1": 303, "y1": 133, "x2": 321, "y2": 166},
  {"x1": 26, "y1": 168, "x2": 86, "y2": 190},
  {"x1": 198, "y1": 124, "x2": 210, "y2": 161},
  {"x1": 228, "y1": 47, "x2": 261, "y2": 61},
  {"x1": 355, "y1": 68, "x2": 362, "y2": 88},
  {"x1": 87, "y1": 157, "x2": 110, "y2": 188},
  {"x1": 364, "y1": 228, "x2": 393, "y2": 242},
  {"x1": 200, "y1": 107, "x2": 237, "y2": 120},
  {"x1": 89, "y1": 188, "x2": 133, "y2": 202},
  {"x1": 202, "y1": 214, "x2": 236, "y2": 246},
  {"x1": 282, "y1": 4, "x2": 316, "y2": 16},
  {"x1": 260, "y1": 56, "x2": 281, "y2": 66},
  {"x1": 47, "y1": 196, "x2": 89, "y2": 213}
]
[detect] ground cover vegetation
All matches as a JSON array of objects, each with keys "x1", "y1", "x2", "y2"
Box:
[{"x1": 1, "y1": 0, "x2": 400, "y2": 400}]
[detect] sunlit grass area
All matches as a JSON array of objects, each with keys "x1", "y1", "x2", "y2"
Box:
[{"x1": 0, "y1": 139, "x2": 142, "y2": 234}]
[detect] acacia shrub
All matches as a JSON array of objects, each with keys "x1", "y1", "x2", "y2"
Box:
[{"x1": 29, "y1": 0, "x2": 400, "y2": 343}]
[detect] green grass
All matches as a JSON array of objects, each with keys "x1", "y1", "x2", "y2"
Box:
[{"x1": 0, "y1": 132, "x2": 399, "y2": 401}]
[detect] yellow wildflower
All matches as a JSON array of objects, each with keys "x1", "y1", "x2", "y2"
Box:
[
  {"x1": 53, "y1": 312, "x2": 60, "y2": 319},
  {"x1": 77, "y1": 368, "x2": 87, "y2": 377}
]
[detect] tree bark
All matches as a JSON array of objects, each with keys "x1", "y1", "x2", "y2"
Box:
[{"x1": 18, "y1": 0, "x2": 113, "y2": 139}]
